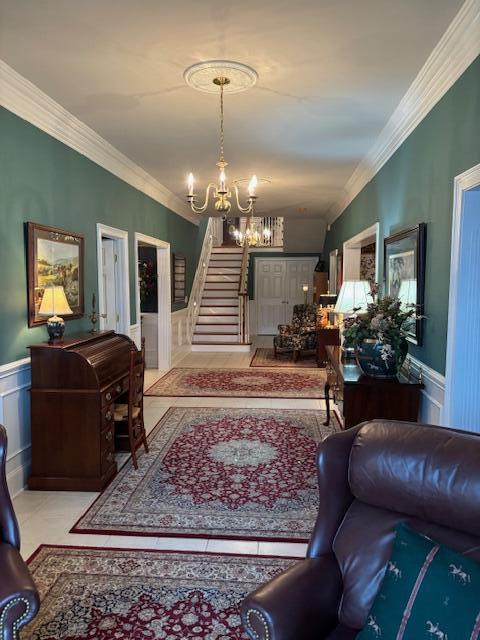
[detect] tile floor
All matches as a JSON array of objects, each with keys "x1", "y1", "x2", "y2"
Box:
[{"x1": 15, "y1": 336, "x2": 325, "y2": 561}]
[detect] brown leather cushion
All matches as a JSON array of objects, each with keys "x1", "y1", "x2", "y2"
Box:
[{"x1": 348, "y1": 421, "x2": 480, "y2": 537}]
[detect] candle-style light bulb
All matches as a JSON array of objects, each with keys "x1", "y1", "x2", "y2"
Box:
[
  {"x1": 248, "y1": 174, "x2": 258, "y2": 197},
  {"x1": 219, "y1": 169, "x2": 226, "y2": 192},
  {"x1": 187, "y1": 173, "x2": 194, "y2": 196}
]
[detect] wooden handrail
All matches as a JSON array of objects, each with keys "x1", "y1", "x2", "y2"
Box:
[{"x1": 238, "y1": 241, "x2": 250, "y2": 343}]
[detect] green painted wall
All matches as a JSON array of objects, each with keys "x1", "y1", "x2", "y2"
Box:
[
  {"x1": 324, "y1": 56, "x2": 480, "y2": 375},
  {"x1": 0, "y1": 106, "x2": 206, "y2": 366},
  {"x1": 248, "y1": 252, "x2": 321, "y2": 298}
]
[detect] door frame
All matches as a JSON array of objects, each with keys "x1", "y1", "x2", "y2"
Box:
[
  {"x1": 254, "y1": 256, "x2": 318, "y2": 335},
  {"x1": 443, "y1": 162, "x2": 480, "y2": 428},
  {"x1": 96, "y1": 223, "x2": 130, "y2": 335},
  {"x1": 134, "y1": 232, "x2": 171, "y2": 371},
  {"x1": 342, "y1": 222, "x2": 380, "y2": 283}
]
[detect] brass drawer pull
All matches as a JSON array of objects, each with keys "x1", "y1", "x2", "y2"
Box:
[
  {"x1": 105, "y1": 392, "x2": 112, "y2": 402},
  {"x1": 105, "y1": 411, "x2": 113, "y2": 421},
  {"x1": 115, "y1": 384, "x2": 122, "y2": 394},
  {"x1": 105, "y1": 430, "x2": 113, "y2": 442}
]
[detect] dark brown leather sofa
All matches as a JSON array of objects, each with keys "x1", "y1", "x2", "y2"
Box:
[
  {"x1": 241, "y1": 420, "x2": 480, "y2": 640},
  {"x1": 0, "y1": 425, "x2": 39, "y2": 639}
]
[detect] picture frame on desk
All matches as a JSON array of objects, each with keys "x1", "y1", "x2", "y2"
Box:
[
  {"x1": 384, "y1": 223, "x2": 426, "y2": 346},
  {"x1": 27, "y1": 222, "x2": 85, "y2": 327}
]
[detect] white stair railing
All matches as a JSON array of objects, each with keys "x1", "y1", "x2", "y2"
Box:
[
  {"x1": 186, "y1": 218, "x2": 216, "y2": 343},
  {"x1": 239, "y1": 216, "x2": 284, "y2": 248}
]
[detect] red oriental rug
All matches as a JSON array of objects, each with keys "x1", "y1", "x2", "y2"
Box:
[
  {"x1": 72, "y1": 407, "x2": 334, "y2": 541},
  {"x1": 250, "y1": 347, "x2": 318, "y2": 368},
  {"x1": 145, "y1": 367, "x2": 326, "y2": 398},
  {"x1": 24, "y1": 545, "x2": 295, "y2": 639}
]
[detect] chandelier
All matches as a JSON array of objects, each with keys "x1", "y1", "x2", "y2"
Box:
[
  {"x1": 184, "y1": 61, "x2": 261, "y2": 217},
  {"x1": 232, "y1": 216, "x2": 272, "y2": 248}
]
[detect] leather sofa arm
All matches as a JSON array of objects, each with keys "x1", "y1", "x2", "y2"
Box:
[
  {"x1": 241, "y1": 555, "x2": 342, "y2": 640},
  {"x1": 0, "y1": 544, "x2": 40, "y2": 640}
]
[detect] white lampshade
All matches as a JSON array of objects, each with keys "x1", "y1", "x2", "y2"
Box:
[
  {"x1": 38, "y1": 286, "x2": 73, "y2": 316},
  {"x1": 398, "y1": 279, "x2": 417, "y2": 308},
  {"x1": 334, "y1": 280, "x2": 372, "y2": 315}
]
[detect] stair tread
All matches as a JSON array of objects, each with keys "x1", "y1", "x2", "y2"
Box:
[{"x1": 194, "y1": 331, "x2": 239, "y2": 335}]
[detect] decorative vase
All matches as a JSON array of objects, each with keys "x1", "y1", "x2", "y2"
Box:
[{"x1": 355, "y1": 338, "x2": 408, "y2": 379}]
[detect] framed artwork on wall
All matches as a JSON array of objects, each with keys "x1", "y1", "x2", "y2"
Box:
[
  {"x1": 172, "y1": 253, "x2": 186, "y2": 304},
  {"x1": 384, "y1": 223, "x2": 426, "y2": 346},
  {"x1": 27, "y1": 222, "x2": 85, "y2": 327}
]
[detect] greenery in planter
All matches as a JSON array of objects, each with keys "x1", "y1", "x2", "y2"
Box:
[{"x1": 342, "y1": 289, "x2": 418, "y2": 367}]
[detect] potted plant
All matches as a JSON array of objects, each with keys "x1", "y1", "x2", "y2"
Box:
[{"x1": 342, "y1": 290, "x2": 418, "y2": 378}]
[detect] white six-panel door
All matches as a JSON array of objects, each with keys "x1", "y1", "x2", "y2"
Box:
[{"x1": 256, "y1": 257, "x2": 318, "y2": 334}]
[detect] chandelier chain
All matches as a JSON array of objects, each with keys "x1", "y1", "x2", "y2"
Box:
[{"x1": 219, "y1": 81, "x2": 225, "y2": 163}]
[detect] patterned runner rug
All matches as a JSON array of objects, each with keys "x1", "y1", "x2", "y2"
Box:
[
  {"x1": 72, "y1": 407, "x2": 334, "y2": 541},
  {"x1": 25, "y1": 545, "x2": 294, "y2": 639},
  {"x1": 250, "y1": 347, "x2": 317, "y2": 368},
  {"x1": 145, "y1": 367, "x2": 326, "y2": 398}
]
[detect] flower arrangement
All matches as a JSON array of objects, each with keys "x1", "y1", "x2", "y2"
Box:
[{"x1": 342, "y1": 286, "x2": 417, "y2": 367}]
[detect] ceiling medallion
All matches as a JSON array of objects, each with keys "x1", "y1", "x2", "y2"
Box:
[
  {"x1": 184, "y1": 60, "x2": 266, "y2": 228},
  {"x1": 183, "y1": 60, "x2": 258, "y2": 94}
]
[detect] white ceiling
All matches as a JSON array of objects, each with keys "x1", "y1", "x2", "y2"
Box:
[{"x1": 0, "y1": 0, "x2": 464, "y2": 218}]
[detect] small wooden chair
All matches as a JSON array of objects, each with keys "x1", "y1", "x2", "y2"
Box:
[{"x1": 114, "y1": 338, "x2": 149, "y2": 469}]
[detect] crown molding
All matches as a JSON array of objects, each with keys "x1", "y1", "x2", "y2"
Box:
[
  {"x1": 0, "y1": 60, "x2": 199, "y2": 226},
  {"x1": 327, "y1": 0, "x2": 480, "y2": 224}
]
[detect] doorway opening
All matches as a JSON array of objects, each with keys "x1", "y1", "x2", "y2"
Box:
[
  {"x1": 134, "y1": 232, "x2": 171, "y2": 372},
  {"x1": 342, "y1": 222, "x2": 380, "y2": 290},
  {"x1": 96, "y1": 223, "x2": 130, "y2": 335},
  {"x1": 444, "y1": 163, "x2": 480, "y2": 433}
]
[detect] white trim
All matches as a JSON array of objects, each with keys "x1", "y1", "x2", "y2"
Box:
[
  {"x1": 342, "y1": 223, "x2": 380, "y2": 283},
  {"x1": 135, "y1": 232, "x2": 172, "y2": 371},
  {"x1": 0, "y1": 59, "x2": 199, "y2": 226},
  {"x1": 328, "y1": 0, "x2": 480, "y2": 223},
  {"x1": 0, "y1": 357, "x2": 30, "y2": 380},
  {"x1": 443, "y1": 162, "x2": 480, "y2": 429},
  {"x1": 96, "y1": 224, "x2": 130, "y2": 335}
]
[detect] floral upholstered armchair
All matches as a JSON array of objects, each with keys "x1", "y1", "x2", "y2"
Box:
[{"x1": 273, "y1": 304, "x2": 318, "y2": 361}]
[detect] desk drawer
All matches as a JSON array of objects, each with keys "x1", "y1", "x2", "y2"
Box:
[
  {"x1": 102, "y1": 375, "x2": 129, "y2": 406},
  {"x1": 101, "y1": 423, "x2": 115, "y2": 453}
]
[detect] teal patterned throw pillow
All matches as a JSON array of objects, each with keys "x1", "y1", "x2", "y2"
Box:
[{"x1": 357, "y1": 523, "x2": 480, "y2": 639}]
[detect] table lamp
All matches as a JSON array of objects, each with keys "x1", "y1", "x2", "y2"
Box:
[
  {"x1": 38, "y1": 285, "x2": 73, "y2": 343},
  {"x1": 334, "y1": 280, "x2": 373, "y2": 359}
]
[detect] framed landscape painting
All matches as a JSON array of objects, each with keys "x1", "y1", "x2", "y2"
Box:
[
  {"x1": 384, "y1": 223, "x2": 426, "y2": 346},
  {"x1": 27, "y1": 222, "x2": 85, "y2": 327}
]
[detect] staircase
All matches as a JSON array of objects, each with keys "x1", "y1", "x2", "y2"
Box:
[{"x1": 192, "y1": 246, "x2": 250, "y2": 351}]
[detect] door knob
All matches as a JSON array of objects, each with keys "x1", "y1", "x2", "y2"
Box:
[{"x1": 100, "y1": 313, "x2": 107, "y2": 318}]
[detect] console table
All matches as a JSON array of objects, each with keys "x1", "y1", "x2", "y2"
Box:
[{"x1": 324, "y1": 345, "x2": 423, "y2": 429}]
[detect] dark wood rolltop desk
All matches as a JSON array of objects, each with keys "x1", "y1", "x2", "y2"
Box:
[
  {"x1": 28, "y1": 331, "x2": 132, "y2": 491},
  {"x1": 324, "y1": 345, "x2": 424, "y2": 429}
]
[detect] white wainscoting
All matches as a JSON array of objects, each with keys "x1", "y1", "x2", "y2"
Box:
[
  {"x1": 0, "y1": 358, "x2": 32, "y2": 497},
  {"x1": 171, "y1": 308, "x2": 190, "y2": 366},
  {"x1": 406, "y1": 355, "x2": 445, "y2": 426}
]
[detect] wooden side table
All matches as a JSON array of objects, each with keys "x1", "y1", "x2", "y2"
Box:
[
  {"x1": 316, "y1": 327, "x2": 340, "y2": 367},
  {"x1": 324, "y1": 345, "x2": 424, "y2": 429}
]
